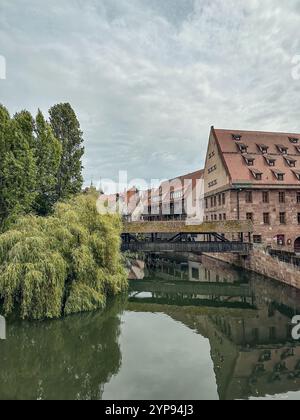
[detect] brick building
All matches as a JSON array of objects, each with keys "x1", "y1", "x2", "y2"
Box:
[
  {"x1": 204, "y1": 127, "x2": 300, "y2": 253},
  {"x1": 142, "y1": 170, "x2": 204, "y2": 222}
]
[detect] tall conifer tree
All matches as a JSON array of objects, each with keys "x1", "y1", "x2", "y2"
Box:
[
  {"x1": 49, "y1": 103, "x2": 84, "y2": 200},
  {"x1": 34, "y1": 110, "x2": 62, "y2": 215}
]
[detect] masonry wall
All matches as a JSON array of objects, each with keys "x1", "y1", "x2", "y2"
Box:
[
  {"x1": 205, "y1": 188, "x2": 300, "y2": 251},
  {"x1": 207, "y1": 246, "x2": 300, "y2": 289}
]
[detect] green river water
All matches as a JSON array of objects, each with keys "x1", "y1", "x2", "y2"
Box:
[{"x1": 1, "y1": 254, "x2": 300, "y2": 400}]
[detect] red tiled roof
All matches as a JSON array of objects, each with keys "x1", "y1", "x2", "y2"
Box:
[{"x1": 213, "y1": 128, "x2": 300, "y2": 186}]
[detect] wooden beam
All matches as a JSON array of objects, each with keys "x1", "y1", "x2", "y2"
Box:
[{"x1": 122, "y1": 220, "x2": 253, "y2": 234}]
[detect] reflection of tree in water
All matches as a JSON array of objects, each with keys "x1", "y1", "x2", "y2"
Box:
[{"x1": 0, "y1": 297, "x2": 126, "y2": 400}]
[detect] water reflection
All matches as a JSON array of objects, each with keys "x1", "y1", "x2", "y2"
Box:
[
  {"x1": 0, "y1": 298, "x2": 125, "y2": 400},
  {"x1": 130, "y1": 255, "x2": 300, "y2": 400},
  {"x1": 1, "y1": 254, "x2": 300, "y2": 400}
]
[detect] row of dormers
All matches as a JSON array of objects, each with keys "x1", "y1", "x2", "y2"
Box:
[
  {"x1": 249, "y1": 168, "x2": 300, "y2": 182},
  {"x1": 236, "y1": 142, "x2": 300, "y2": 155},
  {"x1": 232, "y1": 133, "x2": 299, "y2": 144},
  {"x1": 243, "y1": 155, "x2": 297, "y2": 168}
]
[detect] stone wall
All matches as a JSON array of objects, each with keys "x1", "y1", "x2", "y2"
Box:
[
  {"x1": 206, "y1": 245, "x2": 300, "y2": 289},
  {"x1": 205, "y1": 188, "x2": 300, "y2": 252}
]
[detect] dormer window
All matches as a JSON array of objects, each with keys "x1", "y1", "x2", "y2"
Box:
[
  {"x1": 264, "y1": 156, "x2": 276, "y2": 166},
  {"x1": 276, "y1": 145, "x2": 288, "y2": 155},
  {"x1": 272, "y1": 170, "x2": 285, "y2": 181},
  {"x1": 257, "y1": 144, "x2": 269, "y2": 154},
  {"x1": 289, "y1": 137, "x2": 299, "y2": 144},
  {"x1": 295, "y1": 146, "x2": 300, "y2": 154},
  {"x1": 284, "y1": 156, "x2": 297, "y2": 168},
  {"x1": 232, "y1": 134, "x2": 242, "y2": 141},
  {"x1": 293, "y1": 170, "x2": 300, "y2": 181},
  {"x1": 250, "y1": 169, "x2": 263, "y2": 181},
  {"x1": 243, "y1": 155, "x2": 255, "y2": 166},
  {"x1": 237, "y1": 143, "x2": 248, "y2": 153}
]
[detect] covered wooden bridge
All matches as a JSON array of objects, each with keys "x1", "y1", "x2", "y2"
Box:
[{"x1": 121, "y1": 220, "x2": 253, "y2": 255}]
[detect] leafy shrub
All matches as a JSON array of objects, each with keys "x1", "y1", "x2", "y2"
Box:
[{"x1": 0, "y1": 194, "x2": 127, "y2": 320}]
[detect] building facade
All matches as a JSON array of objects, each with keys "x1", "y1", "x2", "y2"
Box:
[
  {"x1": 141, "y1": 170, "x2": 204, "y2": 222},
  {"x1": 204, "y1": 127, "x2": 300, "y2": 252}
]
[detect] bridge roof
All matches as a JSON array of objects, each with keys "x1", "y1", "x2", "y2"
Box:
[{"x1": 122, "y1": 220, "x2": 253, "y2": 234}]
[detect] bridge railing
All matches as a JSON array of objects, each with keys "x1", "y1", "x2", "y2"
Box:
[{"x1": 121, "y1": 241, "x2": 252, "y2": 254}]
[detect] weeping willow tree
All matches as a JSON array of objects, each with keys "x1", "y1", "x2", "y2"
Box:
[{"x1": 0, "y1": 194, "x2": 127, "y2": 320}]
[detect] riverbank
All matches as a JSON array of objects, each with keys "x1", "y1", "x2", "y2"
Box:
[{"x1": 205, "y1": 246, "x2": 300, "y2": 290}]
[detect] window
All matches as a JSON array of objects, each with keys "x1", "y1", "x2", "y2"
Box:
[
  {"x1": 246, "y1": 213, "x2": 254, "y2": 222},
  {"x1": 250, "y1": 169, "x2": 262, "y2": 180},
  {"x1": 279, "y1": 192, "x2": 285, "y2": 203},
  {"x1": 208, "y1": 165, "x2": 217, "y2": 174},
  {"x1": 293, "y1": 171, "x2": 300, "y2": 181},
  {"x1": 245, "y1": 191, "x2": 253, "y2": 203},
  {"x1": 272, "y1": 170, "x2": 285, "y2": 181},
  {"x1": 210, "y1": 197, "x2": 214, "y2": 207},
  {"x1": 297, "y1": 192, "x2": 300, "y2": 204},
  {"x1": 243, "y1": 155, "x2": 255, "y2": 166},
  {"x1": 284, "y1": 156, "x2": 296, "y2": 167},
  {"x1": 205, "y1": 199, "x2": 208, "y2": 209},
  {"x1": 257, "y1": 144, "x2": 269, "y2": 154},
  {"x1": 219, "y1": 214, "x2": 222, "y2": 221},
  {"x1": 279, "y1": 212, "x2": 286, "y2": 224},
  {"x1": 214, "y1": 196, "x2": 217, "y2": 207},
  {"x1": 208, "y1": 151, "x2": 215, "y2": 159},
  {"x1": 223, "y1": 213, "x2": 226, "y2": 221},
  {"x1": 192, "y1": 268, "x2": 199, "y2": 280},
  {"x1": 289, "y1": 137, "x2": 299, "y2": 144},
  {"x1": 218, "y1": 194, "x2": 221, "y2": 206},
  {"x1": 208, "y1": 180, "x2": 218, "y2": 188},
  {"x1": 264, "y1": 156, "x2": 276, "y2": 166},
  {"x1": 237, "y1": 143, "x2": 248, "y2": 153},
  {"x1": 276, "y1": 145, "x2": 288, "y2": 155},
  {"x1": 214, "y1": 214, "x2": 217, "y2": 221},
  {"x1": 222, "y1": 193, "x2": 226, "y2": 205},
  {"x1": 262, "y1": 191, "x2": 269, "y2": 203},
  {"x1": 232, "y1": 134, "x2": 242, "y2": 141},
  {"x1": 253, "y1": 235, "x2": 262, "y2": 244},
  {"x1": 298, "y1": 213, "x2": 300, "y2": 225},
  {"x1": 263, "y1": 213, "x2": 270, "y2": 225}
]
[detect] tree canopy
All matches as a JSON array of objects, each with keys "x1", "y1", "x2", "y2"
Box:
[
  {"x1": 49, "y1": 103, "x2": 85, "y2": 200},
  {"x1": 0, "y1": 193, "x2": 127, "y2": 320}
]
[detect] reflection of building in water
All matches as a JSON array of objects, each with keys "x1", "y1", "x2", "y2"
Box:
[{"x1": 131, "y1": 255, "x2": 300, "y2": 400}]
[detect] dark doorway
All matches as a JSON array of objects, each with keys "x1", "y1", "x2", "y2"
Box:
[{"x1": 295, "y1": 237, "x2": 300, "y2": 253}]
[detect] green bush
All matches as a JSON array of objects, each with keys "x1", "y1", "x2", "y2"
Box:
[{"x1": 0, "y1": 194, "x2": 128, "y2": 320}]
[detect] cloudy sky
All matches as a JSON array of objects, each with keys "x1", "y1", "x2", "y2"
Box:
[{"x1": 0, "y1": 0, "x2": 300, "y2": 187}]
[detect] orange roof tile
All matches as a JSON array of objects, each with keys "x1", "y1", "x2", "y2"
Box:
[{"x1": 213, "y1": 128, "x2": 300, "y2": 186}]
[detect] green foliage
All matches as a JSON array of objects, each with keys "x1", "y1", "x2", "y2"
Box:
[
  {"x1": 0, "y1": 194, "x2": 128, "y2": 320},
  {"x1": 34, "y1": 110, "x2": 62, "y2": 215},
  {"x1": 49, "y1": 103, "x2": 85, "y2": 200},
  {"x1": 0, "y1": 107, "x2": 37, "y2": 229},
  {"x1": 0, "y1": 102, "x2": 84, "y2": 228}
]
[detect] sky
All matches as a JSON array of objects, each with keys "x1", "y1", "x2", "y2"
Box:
[{"x1": 1, "y1": 0, "x2": 300, "y2": 187}]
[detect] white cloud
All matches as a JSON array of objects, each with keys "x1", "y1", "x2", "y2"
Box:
[{"x1": 0, "y1": 0, "x2": 300, "y2": 184}]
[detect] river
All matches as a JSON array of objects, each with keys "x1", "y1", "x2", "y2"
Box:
[{"x1": 1, "y1": 254, "x2": 300, "y2": 400}]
